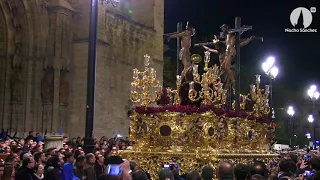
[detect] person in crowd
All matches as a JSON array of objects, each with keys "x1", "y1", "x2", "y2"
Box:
[
  {"x1": 45, "y1": 154, "x2": 62, "y2": 180},
  {"x1": 94, "y1": 154, "x2": 105, "y2": 179},
  {"x1": 216, "y1": 161, "x2": 234, "y2": 180},
  {"x1": 234, "y1": 164, "x2": 249, "y2": 180},
  {"x1": 62, "y1": 152, "x2": 78, "y2": 180},
  {"x1": 34, "y1": 164, "x2": 45, "y2": 180},
  {"x1": 3, "y1": 146, "x2": 11, "y2": 154},
  {"x1": 132, "y1": 170, "x2": 148, "y2": 180},
  {"x1": 2, "y1": 164, "x2": 15, "y2": 180},
  {"x1": 74, "y1": 155, "x2": 86, "y2": 180},
  {"x1": 201, "y1": 165, "x2": 214, "y2": 180},
  {"x1": 186, "y1": 170, "x2": 201, "y2": 180},
  {"x1": 278, "y1": 158, "x2": 297, "y2": 179},
  {"x1": 25, "y1": 131, "x2": 36, "y2": 143},
  {"x1": 84, "y1": 153, "x2": 96, "y2": 180},
  {"x1": 130, "y1": 161, "x2": 137, "y2": 173},
  {"x1": 16, "y1": 157, "x2": 36, "y2": 180},
  {"x1": 34, "y1": 152, "x2": 46, "y2": 166},
  {"x1": 158, "y1": 168, "x2": 174, "y2": 180},
  {"x1": 249, "y1": 161, "x2": 268, "y2": 179}
]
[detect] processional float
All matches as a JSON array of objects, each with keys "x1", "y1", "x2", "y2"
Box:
[{"x1": 119, "y1": 17, "x2": 277, "y2": 178}]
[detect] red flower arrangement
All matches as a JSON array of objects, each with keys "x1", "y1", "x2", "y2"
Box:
[{"x1": 135, "y1": 105, "x2": 269, "y2": 124}]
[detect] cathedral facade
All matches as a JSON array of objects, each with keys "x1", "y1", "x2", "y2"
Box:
[{"x1": 0, "y1": 0, "x2": 164, "y2": 138}]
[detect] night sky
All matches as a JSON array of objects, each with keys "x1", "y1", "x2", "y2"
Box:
[{"x1": 164, "y1": 0, "x2": 320, "y2": 92}]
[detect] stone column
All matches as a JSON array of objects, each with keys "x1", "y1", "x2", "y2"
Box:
[{"x1": 44, "y1": 135, "x2": 63, "y2": 150}]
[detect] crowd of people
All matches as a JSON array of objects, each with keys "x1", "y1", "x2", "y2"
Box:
[{"x1": 1, "y1": 131, "x2": 320, "y2": 180}]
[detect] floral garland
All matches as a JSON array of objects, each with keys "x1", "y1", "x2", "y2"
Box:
[{"x1": 134, "y1": 105, "x2": 269, "y2": 124}]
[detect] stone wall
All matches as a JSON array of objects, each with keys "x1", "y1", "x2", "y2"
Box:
[{"x1": 0, "y1": 0, "x2": 164, "y2": 138}]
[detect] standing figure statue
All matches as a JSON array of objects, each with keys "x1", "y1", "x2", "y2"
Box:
[
  {"x1": 167, "y1": 22, "x2": 196, "y2": 82},
  {"x1": 217, "y1": 117, "x2": 228, "y2": 142}
]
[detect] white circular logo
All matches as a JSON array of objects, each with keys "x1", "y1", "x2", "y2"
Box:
[{"x1": 290, "y1": 7, "x2": 313, "y2": 28}]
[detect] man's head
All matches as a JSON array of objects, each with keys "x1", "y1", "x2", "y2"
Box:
[
  {"x1": 250, "y1": 161, "x2": 267, "y2": 178},
  {"x1": 64, "y1": 152, "x2": 75, "y2": 163},
  {"x1": 130, "y1": 160, "x2": 137, "y2": 172},
  {"x1": 75, "y1": 156, "x2": 86, "y2": 167},
  {"x1": 187, "y1": 170, "x2": 202, "y2": 180},
  {"x1": 234, "y1": 164, "x2": 249, "y2": 180},
  {"x1": 201, "y1": 165, "x2": 214, "y2": 180},
  {"x1": 158, "y1": 168, "x2": 174, "y2": 180},
  {"x1": 34, "y1": 152, "x2": 46, "y2": 164},
  {"x1": 96, "y1": 154, "x2": 104, "y2": 164},
  {"x1": 132, "y1": 170, "x2": 148, "y2": 180},
  {"x1": 289, "y1": 153, "x2": 298, "y2": 164},
  {"x1": 216, "y1": 161, "x2": 234, "y2": 180},
  {"x1": 28, "y1": 131, "x2": 34, "y2": 136},
  {"x1": 279, "y1": 158, "x2": 296, "y2": 175},
  {"x1": 22, "y1": 157, "x2": 35, "y2": 169},
  {"x1": 22, "y1": 153, "x2": 33, "y2": 160},
  {"x1": 309, "y1": 157, "x2": 320, "y2": 171},
  {"x1": 86, "y1": 153, "x2": 96, "y2": 164}
]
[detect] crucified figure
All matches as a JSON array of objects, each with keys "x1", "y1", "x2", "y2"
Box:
[
  {"x1": 167, "y1": 22, "x2": 196, "y2": 82},
  {"x1": 220, "y1": 24, "x2": 256, "y2": 88},
  {"x1": 202, "y1": 25, "x2": 259, "y2": 89}
]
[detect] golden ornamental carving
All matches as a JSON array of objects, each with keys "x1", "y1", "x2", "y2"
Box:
[
  {"x1": 130, "y1": 55, "x2": 162, "y2": 107},
  {"x1": 124, "y1": 54, "x2": 277, "y2": 179}
]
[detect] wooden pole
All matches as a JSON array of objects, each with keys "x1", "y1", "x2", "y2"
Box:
[
  {"x1": 176, "y1": 22, "x2": 182, "y2": 75},
  {"x1": 235, "y1": 17, "x2": 241, "y2": 112}
]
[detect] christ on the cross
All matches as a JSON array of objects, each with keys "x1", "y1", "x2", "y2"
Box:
[
  {"x1": 167, "y1": 22, "x2": 196, "y2": 82},
  {"x1": 202, "y1": 24, "x2": 258, "y2": 89}
]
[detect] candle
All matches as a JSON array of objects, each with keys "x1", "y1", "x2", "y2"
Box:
[
  {"x1": 131, "y1": 82, "x2": 136, "y2": 91},
  {"x1": 150, "y1": 68, "x2": 155, "y2": 78},
  {"x1": 255, "y1": 74, "x2": 261, "y2": 83},
  {"x1": 204, "y1": 51, "x2": 211, "y2": 63},
  {"x1": 265, "y1": 85, "x2": 270, "y2": 94},
  {"x1": 144, "y1": 54, "x2": 150, "y2": 67},
  {"x1": 154, "y1": 70, "x2": 156, "y2": 78},
  {"x1": 189, "y1": 82, "x2": 194, "y2": 90},
  {"x1": 192, "y1": 64, "x2": 198, "y2": 75},
  {"x1": 157, "y1": 81, "x2": 162, "y2": 92},
  {"x1": 133, "y1": 69, "x2": 138, "y2": 79},
  {"x1": 176, "y1": 75, "x2": 181, "y2": 85},
  {"x1": 251, "y1": 85, "x2": 256, "y2": 92}
]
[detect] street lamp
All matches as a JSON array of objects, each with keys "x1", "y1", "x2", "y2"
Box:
[
  {"x1": 308, "y1": 114, "x2": 314, "y2": 123},
  {"x1": 287, "y1": 106, "x2": 295, "y2": 147},
  {"x1": 261, "y1": 56, "x2": 279, "y2": 122},
  {"x1": 308, "y1": 85, "x2": 319, "y2": 108},
  {"x1": 306, "y1": 85, "x2": 319, "y2": 144},
  {"x1": 306, "y1": 133, "x2": 311, "y2": 139},
  {"x1": 84, "y1": 0, "x2": 120, "y2": 153},
  {"x1": 308, "y1": 114, "x2": 315, "y2": 145}
]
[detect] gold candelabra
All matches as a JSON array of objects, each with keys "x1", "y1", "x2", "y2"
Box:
[
  {"x1": 166, "y1": 75, "x2": 181, "y2": 105},
  {"x1": 188, "y1": 51, "x2": 227, "y2": 106},
  {"x1": 232, "y1": 94, "x2": 249, "y2": 111},
  {"x1": 250, "y1": 75, "x2": 270, "y2": 116},
  {"x1": 130, "y1": 54, "x2": 162, "y2": 106}
]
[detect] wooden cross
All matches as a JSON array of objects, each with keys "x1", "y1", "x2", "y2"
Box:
[{"x1": 229, "y1": 17, "x2": 252, "y2": 112}]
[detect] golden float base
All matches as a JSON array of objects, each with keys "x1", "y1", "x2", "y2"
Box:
[{"x1": 119, "y1": 148, "x2": 278, "y2": 179}]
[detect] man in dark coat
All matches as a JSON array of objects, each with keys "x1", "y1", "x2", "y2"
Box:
[{"x1": 16, "y1": 157, "x2": 36, "y2": 180}]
